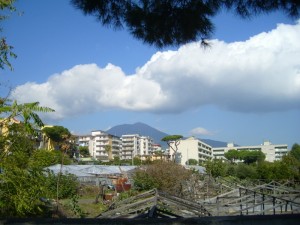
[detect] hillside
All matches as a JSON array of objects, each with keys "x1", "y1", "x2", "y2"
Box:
[
  {"x1": 106, "y1": 122, "x2": 230, "y2": 148},
  {"x1": 201, "y1": 139, "x2": 229, "y2": 148},
  {"x1": 106, "y1": 122, "x2": 169, "y2": 147}
]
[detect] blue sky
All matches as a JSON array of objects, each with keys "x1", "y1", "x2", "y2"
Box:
[{"x1": 1, "y1": 0, "x2": 299, "y2": 148}]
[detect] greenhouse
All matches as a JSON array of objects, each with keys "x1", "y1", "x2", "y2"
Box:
[{"x1": 45, "y1": 164, "x2": 137, "y2": 186}]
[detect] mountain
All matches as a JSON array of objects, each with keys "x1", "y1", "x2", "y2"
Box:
[
  {"x1": 200, "y1": 139, "x2": 229, "y2": 148},
  {"x1": 106, "y1": 122, "x2": 169, "y2": 147},
  {"x1": 106, "y1": 122, "x2": 232, "y2": 148}
]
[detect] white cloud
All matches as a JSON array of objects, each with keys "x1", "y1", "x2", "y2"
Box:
[
  {"x1": 190, "y1": 127, "x2": 214, "y2": 136},
  {"x1": 11, "y1": 21, "x2": 300, "y2": 120},
  {"x1": 12, "y1": 63, "x2": 166, "y2": 120}
]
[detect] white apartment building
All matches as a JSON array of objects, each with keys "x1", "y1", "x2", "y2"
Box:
[
  {"x1": 77, "y1": 135, "x2": 91, "y2": 148},
  {"x1": 77, "y1": 131, "x2": 122, "y2": 160},
  {"x1": 152, "y1": 144, "x2": 162, "y2": 152},
  {"x1": 212, "y1": 140, "x2": 289, "y2": 162},
  {"x1": 140, "y1": 136, "x2": 154, "y2": 155},
  {"x1": 121, "y1": 134, "x2": 153, "y2": 160},
  {"x1": 170, "y1": 136, "x2": 213, "y2": 165}
]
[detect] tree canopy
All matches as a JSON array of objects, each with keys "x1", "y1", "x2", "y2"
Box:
[
  {"x1": 71, "y1": 0, "x2": 300, "y2": 47},
  {"x1": 241, "y1": 150, "x2": 265, "y2": 164},
  {"x1": 0, "y1": 0, "x2": 17, "y2": 70},
  {"x1": 290, "y1": 143, "x2": 300, "y2": 161},
  {"x1": 42, "y1": 125, "x2": 71, "y2": 143},
  {"x1": 224, "y1": 149, "x2": 239, "y2": 163},
  {"x1": 161, "y1": 134, "x2": 183, "y2": 143},
  {"x1": 162, "y1": 135, "x2": 183, "y2": 162},
  {"x1": 224, "y1": 149, "x2": 265, "y2": 164}
]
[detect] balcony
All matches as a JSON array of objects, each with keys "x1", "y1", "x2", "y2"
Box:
[{"x1": 122, "y1": 143, "x2": 134, "y2": 147}]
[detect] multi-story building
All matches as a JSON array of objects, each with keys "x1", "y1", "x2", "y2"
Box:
[
  {"x1": 139, "y1": 136, "x2": 154, "y2": 156},
  {"x1": 170, "y1": 136, "x2": 213, "y2": 165},
  {"x1": 152, "y1": 144, "x2": 162, "y2": 152},
  {"x1": 77, "y1": 135, "x2": 91, "y2": 148},
  {"x1": 121, "y1": 134, "x2": 153, "y2": 160},
  {"x1": 77, "y1": 131, "x2": 121, "y2": 160},
  {"x1": 212, "y1": 140, "x2": 289, "y2": 162},
  {"x1": 121, "y1": 134, "x2": 139, "y2": 160}
]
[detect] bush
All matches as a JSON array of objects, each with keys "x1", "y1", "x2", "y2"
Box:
[
  {"x1": 133, "y1": 161, "x2": 193, "y2": 196},
  {"x1": 44, "y1": 172, "x2": 79, "y2": 199},
  {"x1": 226, "y1": 164, "x2": 236, "y2": 177},
  {"x1": 235, "y1": 163, "x2": 258, "y2": 179},
  {"x1": 133, "y1": 170, "x2": 158, "y2": 190},
  {"x1": 0, "y1": 167, "x2": 49, "y2": 217},
  {"x1": 204, "y1": 159, "x2": 228, "y2": 178},
  {"x1": 256, "y1": 161, "x2": 274, "y2": 181},
  {"x1": 28, "y1": 149, "x2": 70, "y2": 169}
]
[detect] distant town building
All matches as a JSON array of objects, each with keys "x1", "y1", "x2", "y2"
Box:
[
  {"x1": 77, "y1": 130, "x2": 121, "y2": 160},
  {"x1": 212, "y1": 140, "x2": 289, "y2": 162},
  {"x1": 77, "y1": 134, "x2": 91, "y2": 148},
  {"x1": 139, "y1": 135, "x2": 154, "y2": 155},
  {"x1": 170, "y1": 136, "x2": 213, "y2": 165},
  {"x1": 121, "y1": 134, "x2": 154, "y2": 160},
  {"x1": 152, "y1": 144, "x2": 162, "y2": 152}
]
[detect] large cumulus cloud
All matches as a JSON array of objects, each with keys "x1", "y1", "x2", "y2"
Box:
[{"x1": 11, "y1": 21, "x2": 300, "y2": 120}]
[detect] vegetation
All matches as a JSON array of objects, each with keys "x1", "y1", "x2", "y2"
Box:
[
  {"x1": 42, "y1": 126, "x2": 71, "y2": 144},
  {"x1": 224, "y1": 149, "x2": 239, "y2": 163},
  {"x1": 205, "y1": 146, "x2": 300, "y2": 181},
  {"x1": 133, "y1": 161, "x2": 193, "y2": 196},
  {"x1": 161, "y1": 135, "x2": 183, "y2": 162},
  {"x1": 290, "y1": 143, "x2": 300, "y2": 161},
  {"x1": 224, "y1": 149, "x2": 265, "y2": 164},
  {"x1": 0, "y1": 100, "x2": 75, "y2": 217},
  {"x1": 71, "y1": 0, "x2": 300, "y2": 47},
  {"x1": 79, "y1": 146, "x2": 89, "y2": 157},
  {"x1": 0, "y1": 0, "x2": 17, "y2": 70},
  {"x1": 1, "y1": 1, "x2": 299, "y2": 216},
  {"x1": 42, "y1": 125, "x2": 77, "y2": 159},
  {"x1": 28, "y1": 149, "x2": 72, "y2": 169},
  {"x1": 187, "y1": 158, "x2": 198, "y2": 165},
  {"x1": 205, "y1": 159, "x2": 228, "y2": 178},
  {"x1": 44, "y1": 172, "x2": 78, "y2": 199},
  {"x1": 0, "y1": 127, "x2": 77, "y2": 217},
  {"x1": 0, "y1": 100, "x2": 54, "y2": 134},
  {"x1": 0, "y1": 167, "x2": 48, "y2": 217}
]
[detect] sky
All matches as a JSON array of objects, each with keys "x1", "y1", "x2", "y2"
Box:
[{"x1": 1, "y1": 0, "x2": 300, "y2": 149}]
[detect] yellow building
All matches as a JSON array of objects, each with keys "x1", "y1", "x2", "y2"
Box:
[
  {"x1": 40, "y1": 125, "x2": 57, "y2": 150},
  {"x1": 0, "y1": 117, "x2": 21, "y2": 135},
  {"x1": 0, "y1": 118, "x2": 60, "y2": 152}
]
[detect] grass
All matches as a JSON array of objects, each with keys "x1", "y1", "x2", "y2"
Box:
[
  {"x1": 57, "y1": 185, "x2": 140, "y2": 218},
  {"x1": 60, "y1": 197, "x2": 109, "y2": 218}
]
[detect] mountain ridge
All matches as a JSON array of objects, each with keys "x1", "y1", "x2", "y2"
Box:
[{"x1": 106, "y1": 122, "x2": 230, "y2": 148}]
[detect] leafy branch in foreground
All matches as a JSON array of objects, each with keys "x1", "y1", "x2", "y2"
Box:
[
  {"x1": 0, "y1": 0, "x2": 17, "y2": 70},
  {"x1": 0, "y1": 100, "x2": 55, "y2": 134}
]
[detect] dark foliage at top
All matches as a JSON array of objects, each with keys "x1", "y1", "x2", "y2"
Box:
[{"x1": 71, "y1": 0, "x2": 300, "y2": 47}]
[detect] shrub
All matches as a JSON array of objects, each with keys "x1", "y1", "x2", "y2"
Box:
[
  {"x1": 44, "y1": 172, "x2": 79, "y2": 199},
  {"x1": 235, "y1": 163, "x2": 258, "y2": 179},
  {"x1": 133, "y1": 161, "x2": 193, "y2": 196},
  {"x1": 0, "y1": 167, "x2": 49, "y2": 217}
]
